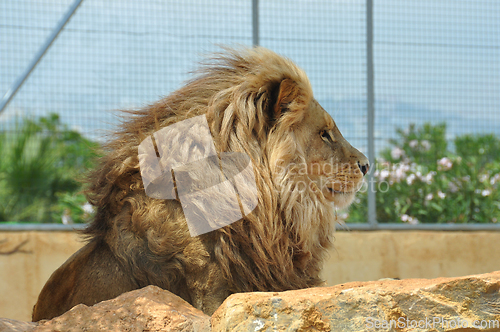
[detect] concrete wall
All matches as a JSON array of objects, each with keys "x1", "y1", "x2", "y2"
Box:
[{"x1": 1, "y1": 230, "x2": 499, "y2": 321}]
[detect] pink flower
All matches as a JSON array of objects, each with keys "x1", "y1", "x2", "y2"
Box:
[
  {"x1": 338, "y1": 212, "x2": 349, "y2": 220},
  {"x1": 391, "y1": 147, "x2": 405, "y2": 160},
  {"x1": 378, "y1": 169, "x2": 390, "y2": 180},
  {"x1": 82, "y1": 202, "x2": 94, "y2": 214},
  {"x1": 490, "y1": 174, "x2": 500, "y2": 185},
  {"x1": 448, "y1": 182, "x2": 459, "y2": 193},
  {"x1": 400, "y1": 214, "x2": 419, "y2": 224},
  {"x1": 406, "y1": 174, "x2": 416, "y2": 185},
  {"x1": 393, "y1": 168, "x2": 406, "y2": 182},
  {"x1": 437, "y1": 157, "x2": 453, "y2": 171},
  {"x1": 479, "y1": 174, "x2": 489, "y2": 183},
  {"x1": 423, "y1": 172, "x2": 435, "y2": 184},
  {"x1": 408, "y1": 217, "x2": 419, "y2": 225},
  {"x1": 482, "y1": 189, "x2": 491, "y2": 197}
]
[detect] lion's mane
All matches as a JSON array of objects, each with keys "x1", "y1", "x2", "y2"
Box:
[{"x1": 83, "y1": 47, "x2": 336, "y2": 305}]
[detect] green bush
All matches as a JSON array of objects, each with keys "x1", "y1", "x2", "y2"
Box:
[
  {"x1": 0, "y1": 114, "x2": 100, "y2": 223},
  {"x1": 347, "y1": 123, "x2": 500, "y2": 224}
]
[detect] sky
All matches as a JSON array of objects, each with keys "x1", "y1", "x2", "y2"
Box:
[{"x1": 0, "y1": 0, "x2": 499, "y2": 155}]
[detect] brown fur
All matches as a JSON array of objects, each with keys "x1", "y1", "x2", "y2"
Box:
[{"x1": 32, "y1": 47, "x2": 368, "y2": 321}]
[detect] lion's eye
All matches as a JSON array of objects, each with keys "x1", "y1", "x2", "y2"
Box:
[{"x1": 320, "y1": 130, "x2": 333, "y2": 142}]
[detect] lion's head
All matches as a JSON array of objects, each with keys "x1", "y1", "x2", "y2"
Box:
[
  {"x1": 267, "y1": 85, "x2": 369, "y2": 210},
  {"x1": 84, "y1": 47, "x2": 368, "y2": 307},
  {"x1": 200, "y1": 47, "x2": 368, "y2": 207}
]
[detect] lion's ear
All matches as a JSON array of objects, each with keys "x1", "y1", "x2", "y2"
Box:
[{"x1": 273, "y1": 78, "x2": 300, "y2": 118}]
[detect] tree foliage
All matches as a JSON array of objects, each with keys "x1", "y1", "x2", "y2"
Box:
[{"x1": 0, "y1": 114, "x2": 100, "y2": 223}]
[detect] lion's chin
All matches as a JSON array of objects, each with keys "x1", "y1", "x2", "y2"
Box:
[{"x1": 323, "y1": 187, "x2": 356, "y2": 209}]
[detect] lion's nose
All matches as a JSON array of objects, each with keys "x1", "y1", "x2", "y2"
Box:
[{"x1": 358, "y1": 162, "x2": 369, "y2": 176}]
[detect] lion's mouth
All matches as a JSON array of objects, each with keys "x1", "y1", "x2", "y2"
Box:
[
  {"x1": 326, "y1": 187, "x2": 355, "y2": 195},
  {"x1": 324, "y1": 186, "x2": 357, "y2": 208}
]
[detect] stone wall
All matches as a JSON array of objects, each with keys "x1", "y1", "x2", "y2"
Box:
[{"x1": 0, "y1": 230, "x2": 499, "y2": 321}]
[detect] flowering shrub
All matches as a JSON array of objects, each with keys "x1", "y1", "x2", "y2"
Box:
[{"x1": 347, "y1": 123, "x2": 500, "y2": 224}]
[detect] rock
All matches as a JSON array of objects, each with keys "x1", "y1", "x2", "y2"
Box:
[
  {"x1": 33, "y1": 285, "x2": 210, "y2": 332},
  {"x1": 211, "y1": 271, "x2": 500, "y2": 332},
  {"x1": 0, "y1": 318, "x2": 36, "y2": 332},
  {"x1": 3, "y1": 272, "x2": 500, "y2": 331}
]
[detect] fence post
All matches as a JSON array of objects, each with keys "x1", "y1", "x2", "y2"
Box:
[
  {"x1": 0, "y1": 0, "x2": 84, "y2": 115},
  {"x1": 366, "y1": 0, "x2": 377, "y2": 227},
  {"x1": 252, "y1": 0, "x2": 259, "y2": 46}
]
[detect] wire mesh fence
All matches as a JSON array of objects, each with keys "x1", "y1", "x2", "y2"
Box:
[{"x1": 0, "y1": 0, "x2": 499, "y2": 227}]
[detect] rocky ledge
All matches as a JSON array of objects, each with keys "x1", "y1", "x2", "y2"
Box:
[{"x1": 1, "y1": 271, "x2": 499, "y2": 332}]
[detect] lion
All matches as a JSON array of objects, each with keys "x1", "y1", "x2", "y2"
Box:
[{"x1": 32, "y1": 47, "x2": 369, "y2": 321}]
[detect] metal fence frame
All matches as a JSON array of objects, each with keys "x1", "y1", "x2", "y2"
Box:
[{"x1": 0, "y1": 0, "x2": 499, "y2": 231}]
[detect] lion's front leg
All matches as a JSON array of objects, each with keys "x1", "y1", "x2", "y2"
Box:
[{"x1": 182, "y1": 241, "x2": 232, "y2": 315}]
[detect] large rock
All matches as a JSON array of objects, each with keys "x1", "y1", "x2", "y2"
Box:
[
  {"x1": 34, "y1": 285, "x2": 210, "y2": 332},
  {"x1": 211, "y1": 271, "x2": 500, "y2": 332},
  {"x1": 2, "y1": 272, "x2": 500, "y2": 331}
]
